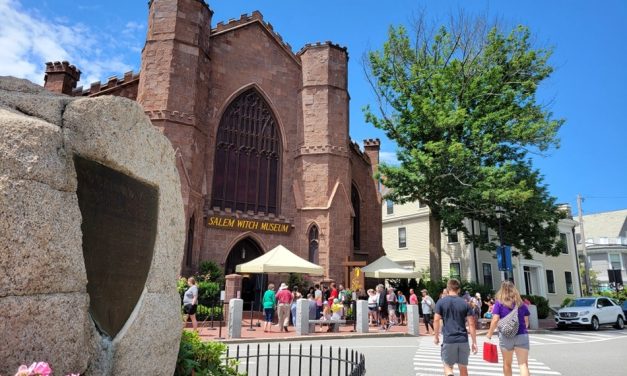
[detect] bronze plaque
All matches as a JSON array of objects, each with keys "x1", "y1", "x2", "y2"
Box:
[{"x1": 75, "y1": 156, "x2": 158, "y2": 338}]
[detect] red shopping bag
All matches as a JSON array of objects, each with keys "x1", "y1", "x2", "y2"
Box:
[{"x1": 483, "y1": 341, "x2": 498, "y2": 363}]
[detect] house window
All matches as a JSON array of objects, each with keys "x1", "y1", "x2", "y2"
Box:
[
  {"x1": 450, "y1": 262, "x2": 461, "y2": 280},
  {"x1": 448, "y1": 230, "x2": 458, "y2": 243},
  {"x1": 211, "y1": 89, "x2": 281, "y2": 215},
  {"x1": 560, "y1": 233, "x2": 568, "y2": 254},
  {"x1": 479, "y1": 222, "x2": 489, "y2": 242},
  {"x1": 609, "y1": 253, "x2": 622, "y2": 270},
  {"x1": 565, "y1": 271, "x2": 574, "y2": 294},
  {"x1": 351, "y1": 184, "x2": 360, "y2": 250},
  {"x1": 482, "y1": 263, "x2": 493, "y2": 289},
  {"x1": 398, "y1": 227, "x2": 406, "y2": 248},
  {"x1": 386, "y1": 200, "x2": 394, "y2": 215},
  {"x1": 546, "y1": 270, "x2": 555, "y2": 293},
  {"x1": 308, "y1": 225, "x2": 319, "y2": 264}
]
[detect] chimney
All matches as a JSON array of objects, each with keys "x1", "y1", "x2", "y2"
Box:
[
  {"x1": 363, "y1": 138, "x2": 381, "y2": 176},
  {"x1": 44, "y1": 61, "x2": 81, "y2": 95}
]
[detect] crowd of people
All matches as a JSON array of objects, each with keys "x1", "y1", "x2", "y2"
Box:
[
  {"x1": 261, "y1": 282, "x2": 355, "y2": 332},
  {"x1": 182, "y1": 276, "x2": 532, "y2": 376}
]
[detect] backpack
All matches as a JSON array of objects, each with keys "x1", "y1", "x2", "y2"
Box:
[
  {"x1": 497, "y1": 305, "x2": 519, "y2": 338},
  {"x1": 429, "y1": 297, "x2": 435, "y2": 311}
]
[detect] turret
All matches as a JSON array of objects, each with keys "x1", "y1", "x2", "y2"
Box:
[
  {"x1": 363, "y1": 138, "x2": 381, "y2": 177},
  {"x1": 44, "y1": 61, "x2": 81, "y2": 95}
]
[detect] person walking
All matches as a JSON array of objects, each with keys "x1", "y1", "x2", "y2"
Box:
[
  {"x1": 409, "y1": 288, "x2": 419, "y2": 306},
  {"x1": 314, "y1": 284, "x2": 323, "y2": 319},
  {"x1": 275, "y1": 283, "x2": 292, "y2": 332},
  {"x1": 486, "y1": 281, "x2": 531, "y2": 376},
  {"x1": 328, "y1": 282, "x2": 339, "y2": 306},
  {"x1": 291, "y1": 291, "x2": 302, "y2": 326},
  {"x1": 376, "y1": 284, "x2": 388, "y2": 330},
  {"x1": 182, "y1": 277, "x2": 199, "y2": 331},
  {"x1": 397, "y1": 290, "x2": 407, "y2": 325},
  {"x1": 386, "y1": 287, "x2": 398, "y2": 326},
  {"x1": 367, "y1": 288, "x2": 378, "y2": 325},
  {"x1": 421, "y1": 289, "x2": 435, "y2": 334},
  {"x1": 433, "y1": 279, "x2": 477, "y2": 376},
  {"x1": 262, "y1": 283, "x2": 276, "y2": 333}
]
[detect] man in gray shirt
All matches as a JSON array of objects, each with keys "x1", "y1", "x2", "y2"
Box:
[{"x1": 433, "y1": 279, "x2": 477, "y2": 376}]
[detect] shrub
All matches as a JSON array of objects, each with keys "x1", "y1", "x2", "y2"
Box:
[
  {"x1": 198, "y1": 260, "x2": 224, "y2": 285},
  {"x1": 287, "y1": 273, "x2": 309, "y2": 292},
  {"x1": 195, "y1": 304, "x2": 223, "y2": 321},
  {"x1": 197, "y1": 280, "x2": 221, "y2": 301},
  {"x1": 175, "y1": 331, "x2": 242, "y2": 376},
  {"x1": 599, "y1": 289, "x2": 627, "y2": 303},
  {"x1": 560, "y1": 297, "x2": 573, "y2": 308},
  {"x1": 522, "y1": 295, "x2": 550, "y2": 319}
]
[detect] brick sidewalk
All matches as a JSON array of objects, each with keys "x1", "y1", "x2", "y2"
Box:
[
  {"x1": 192, "y1": 318, "x2": 556, "y2": 343},
  {"x1": 196, "y1": 318, "x2": 430, "y2": 342}
]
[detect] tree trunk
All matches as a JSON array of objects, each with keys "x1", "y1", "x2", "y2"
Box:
[{"x1": 429, "y1": 214, "x2": 442, "y2": 281}]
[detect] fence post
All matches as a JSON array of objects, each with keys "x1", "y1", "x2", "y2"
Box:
[
  {"x1": 296, "y1": 298, "x2": 310, "y2": 335},
  {"x1": 528, "y1": 304, "x2": 539, "y2": 329},
  {"x1": 407, "y1": 303, "x2": 420, "y2": 336},
  {"x1": 355, "y1": 300, "x2": 369, "y2": 333},
  {"x1": 228, "y1": 298, "x2": 243, "y2": 339}
]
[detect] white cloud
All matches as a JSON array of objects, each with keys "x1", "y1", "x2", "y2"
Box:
[
  {"x1": 0, "y1": 0, "x2": 134, "y2": 86},
  {"x1": 379, "y1": 151, "x2": 400, "y2": 165}
]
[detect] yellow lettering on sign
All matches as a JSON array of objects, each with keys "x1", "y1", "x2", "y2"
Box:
[{"x1": 207, "y1": 216, "x2": 290, "y2": 234}]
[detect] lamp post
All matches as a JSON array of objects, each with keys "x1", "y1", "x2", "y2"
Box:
[{"x1": 495, "y1": 206, "x2": 508, "y2": 282}]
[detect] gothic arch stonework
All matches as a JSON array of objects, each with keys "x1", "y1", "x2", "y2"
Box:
[{"x1": 211, "y1": 88, "x2": 283, "y2": 215}]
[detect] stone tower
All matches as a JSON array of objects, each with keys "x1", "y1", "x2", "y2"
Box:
[
  {"x1": 297, "y1": 43, "x2": 352, "y2": 280},
  {"x1": 43, "y1": 61, "x2": 81, "y2": 95},
  {"x1": 136, "y1": 0, "x2": 212, "y2": 271}
]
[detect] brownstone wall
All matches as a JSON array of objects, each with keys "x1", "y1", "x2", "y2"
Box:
[
  {"x1": 350, "y1": 144, "x2": 383, "y2": 264},
  {"x1": 200, "y1": 19, "x2": 302, "y2": 265},
  {"x1": 136, "y1": 0, "x2": 213, "y2": 274},
  {"x1": 41, "y1": 1, "x2": 383, "y2": 284}
]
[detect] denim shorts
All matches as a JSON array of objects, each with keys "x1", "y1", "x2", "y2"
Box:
[
  {"x1": 264, "y1": 308, "x2": 274, "y2": 322},
  {"x1": 499, "y1": 333, "x2": 530, "y2": 351}
]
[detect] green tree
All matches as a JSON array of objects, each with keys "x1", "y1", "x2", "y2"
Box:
[{"x1": 365, "y1": 15, "x2": 565, "y2": 279}]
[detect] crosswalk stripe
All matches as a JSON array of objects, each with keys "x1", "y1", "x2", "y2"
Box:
[{"x1": 414, "y1": 337, "x2": 562, "y2": 376}]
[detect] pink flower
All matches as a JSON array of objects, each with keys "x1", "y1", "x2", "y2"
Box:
[
  {"x1": 14, "y1": 365, "x2": 30, "y2": 376},
  {"x1": 29, "y1": 362, "x2": 53, "y2": 376}
]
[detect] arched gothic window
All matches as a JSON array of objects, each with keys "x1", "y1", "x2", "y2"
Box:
[
  {"x1": 211, "y1": 89, "x2": 281, "y2": 214},
  {"x1": 351, "y1": 184, "x2": 361, "y2": 250},
  {"x1": 185, "y1": 215, "x2": 195, "y2": 267},
  {"x1": 308, "y1": 225, "x2": 319, "y2": 264}
]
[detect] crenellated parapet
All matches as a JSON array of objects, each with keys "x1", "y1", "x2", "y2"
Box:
[
  {"x1": 363, "y1": 138, "x2": 381, "y2": 148},
  {"x1": 297, "y1": 41, "x2": 348, "y2": 60},
  {"x1": 72, "y1": 71, "x2": 140, "y2": 99},
  {"x1": 211, "y1": 10, "x2": 296, "y2": 62},
  {"x1": 44, "y1": 61, "x2": 81, "y2": 95}
]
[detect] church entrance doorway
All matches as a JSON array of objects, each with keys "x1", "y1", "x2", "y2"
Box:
[{"x1": 225, "y1": 238, "x2": 265, "y2": 311}]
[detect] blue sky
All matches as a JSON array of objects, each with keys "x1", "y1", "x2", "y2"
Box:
[{"x1": 2, "y1": 0, "x2": 626, "y2": 215}]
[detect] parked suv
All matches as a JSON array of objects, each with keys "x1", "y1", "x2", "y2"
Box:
[{"x1": 555, "y1": 297, "x2": 625, "y2": 330}]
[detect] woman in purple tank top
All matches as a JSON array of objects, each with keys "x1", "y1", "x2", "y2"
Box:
[{"x1": 486, "y1": 281, "x2": 531, "y2": 376}]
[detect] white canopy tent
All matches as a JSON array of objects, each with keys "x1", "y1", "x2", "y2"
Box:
[
  {"x1": 235, "y1": 244, "x2": 324, "y2": 275},
  {"x1": 361, "y1": 255, "x2": 420, "y2": 278}
]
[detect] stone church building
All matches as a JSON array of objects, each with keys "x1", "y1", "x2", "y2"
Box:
[{"x1": 43, "y1": 0, "x2": 383, "y2": 295}]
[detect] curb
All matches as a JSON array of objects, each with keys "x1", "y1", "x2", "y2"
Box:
[{"x1": 218, "y1": 331, "x2": 415, "y2": 344}]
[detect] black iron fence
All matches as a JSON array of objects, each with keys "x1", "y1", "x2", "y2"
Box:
[{"x1": 224, "y1": 343, "x2": 366, "y2": 376}]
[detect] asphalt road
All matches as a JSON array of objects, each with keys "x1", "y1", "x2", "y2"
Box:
[{"x1": 226, "y1": 328, "x2": 627, "y2": 376}]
